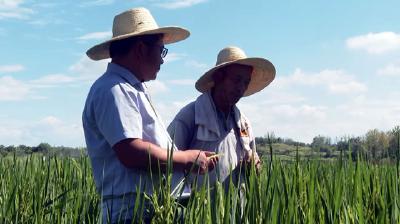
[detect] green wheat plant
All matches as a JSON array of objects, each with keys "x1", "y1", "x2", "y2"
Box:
[{"x1": 1, "y1": 145, "x2": 399, "y2": 223}]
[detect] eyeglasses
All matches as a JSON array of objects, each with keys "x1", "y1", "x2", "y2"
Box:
[
  {"x1": 143, "y1": 41, "x2": 168, "y2": 58},
  {"x1": 160, "y1": 46, "x2": 168, "y2": 58}
]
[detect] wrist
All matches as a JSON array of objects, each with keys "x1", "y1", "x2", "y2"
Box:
[{"x1": 173, "y1": 151, "x2": 189, "y2": 171}]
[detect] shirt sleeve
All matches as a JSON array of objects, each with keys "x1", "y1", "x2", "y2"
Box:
[
  {"x1": 168, "y1": 119, "x2": 191, "y2": 150},
  {"x1": 94, "y1": 84, "x2": 142, "y2": 147},
  {"x1": 167, "y1": 103, "x2": 196, "y2": 150}
]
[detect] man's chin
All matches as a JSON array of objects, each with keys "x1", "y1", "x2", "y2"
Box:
[
  {"x1": 232, "y1": 97, "x2": 242, "y2": 104},
  {"x1": 142, "y1": 76, "x2": 156, "y2": 82},
  {"x1": 149, "y1": 72, "x2": 158, "y2": 81}
]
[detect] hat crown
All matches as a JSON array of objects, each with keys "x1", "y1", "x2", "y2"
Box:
[
  {"x1": 215, "y1": 46, "x2": 247, "y2": 66},
  {"x1": 196, "y1": 46, "x2": 276, "y2": 96},
  {"x1": 112, "y1": 7, "x2": 159, "y2": 37}
]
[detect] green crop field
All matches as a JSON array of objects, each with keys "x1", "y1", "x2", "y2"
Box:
[{"x1": 1, "y1": 153, "x2": 399, "y2": 223}]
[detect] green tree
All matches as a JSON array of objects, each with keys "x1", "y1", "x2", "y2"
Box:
[
  {"x1": 311, "y1": 136, "x2": 331, "y2": 150},
  {"x1": 17, "y1": 144, "x2": 31, "y2": 154},
  {"x1": 388, "y1": 126, "x2": 400, "y2": 159},
  {"x1": 349, "y1": 137, "x2": 367, "y2": 161},
  {"x1": 4, "y1": 145, "x2": 16, "y2": 152},
  {"x1": 0, "y1": 145, "x2": 6, "y2": 157},
  {"x1": 365, "y1": 129, "x2": 389, "y2": 159},
  {"x1": 33, "y1": 143, "x2": 52, "y2": 153}
]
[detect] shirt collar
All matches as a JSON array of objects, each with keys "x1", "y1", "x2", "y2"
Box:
[
  {"x1": 207, "y1": 91, "x2": 234, "y2": 121},
  {"x1": 106, "y1": 62, "x2": 142, "y2": 88}
]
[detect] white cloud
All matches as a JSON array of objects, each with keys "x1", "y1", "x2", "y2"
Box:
[
  {"x1": 377, "y1": 63, "x2": 400, "y2": 77},
  {"x1": 185, "y1": 59, "x2": 209, "y2": 70},
  {"x1": 0, "y1": 56, "x2": 108, "y2": 101},
  {"x1": 154, "y1": 98, "x2": 196, "y2": 125},
  {"x1": 237, "y1": 100, "x2": 328, "y2": 143},
  {"x1": 168, "y1": 79, "x2": 195, "y2": 85},
  {"x1": 164, "y1": 52, "x2": 185, "y2": 63},
  {"x1": 79, "y1": 0, "x2": 115, "y2": 7},
  {"x1": 0, "y1": 116, "x2": 84, "y2": 147},
  {"x1": 32, "y1": 2, "x2": 59, "y2": 8},
  {"x1": 152, "y1": 67, "x2": 375, "y2": 144},
  {"x1": 68, "y1": 55, "x2": 109, "y2": 82},
  {"x1": 164, "y1": 54, "x2": 209, "y2": 71},
  {"x1": 0, "y1": 0, "x2": 34, "y2": 20},
  {"x1": 40, "y1": 116, "x2": 63, "y2": 126},
  {"x1": 154, "y1": 0, "x2": 207, "y2": 9},
  {"x1": 28, "y1": 19, "x2": 48, "y2": 26},
  {"x1": 0, "y1": 123, "x2": 27, "y2": 144},
  {"x1": 29, "y1": 56, "x2": 109, "y2": 89},
  {"x1": 240, "y1": 101, "x2": 326, "y2": 125},
  {"x1": 146, "y1": 80, "x2": 169, "y2": 95},
  {"x1": 271, "y1": 104, "x2": 327, "y2": 121},
  {"x1": 28, "y1": 18, "x2": 67, "y2": 26},
  {"x1": 77, "y1": 31, "x2": 111, "y2": 41},
  {"x1": 30, "y1": 74, "x2": 77, "y2": 86},
  {"x1": 335, "y1": 92, "x2": 400, "y2": 132},
  {"x1": 328, "y1": 81, "x2": 367, "y2": 94},
  {"x1": 346, "y1": 32, "x2": 400, "y2": 54},
  {"x1": 28, "y1": 56, "x2": 109, "y2": 87},
  {"x1": 237, "y1": 90, "x2": 400, "y2": 144},
  {"x1": 0, "y1": 74, "x2": 67, "y2": 101},
  {"x1": 221, "y1": 67, "x2": 398, "y2": 143},
  {"x1": 0, "y1": 76, "x2": 30, "y2": 101},
  {"x1": 254, "y1": 89, "x2": 306, "y2": 105},
  {"x1": 277, "y1": 68, "x2": 367, "y2": 94},
  {"x1": 0, "y1": 64, "x2": 24, "y2": 73}
]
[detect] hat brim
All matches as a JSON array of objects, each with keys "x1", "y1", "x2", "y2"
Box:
[
  {"x1": 195, "y1": 58, "x2": 276, "y2": 97},
  {"x1": 86, "y1": 26, "x2": 190, "y2": 61}
]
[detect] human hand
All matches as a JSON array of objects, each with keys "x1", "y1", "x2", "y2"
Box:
[
  {"x1": 243, "y1": 150, "x2": 262, "y2": 175},
  {"x1": 183, "y1": 150, "x2": 210, "y2": 174},
  {"x1": 204, "y1": 151, "x2": 219, "y2": 171}
]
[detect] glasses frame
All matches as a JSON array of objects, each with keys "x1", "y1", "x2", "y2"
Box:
[
  {"x1": 160, "y1": 46, "x2": 168, "y2": 58},
  {"x1": 142, "y1": 40, "x2": 168, "y2": 58}
]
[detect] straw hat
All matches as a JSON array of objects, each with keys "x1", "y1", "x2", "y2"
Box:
[
  {"x1": 86, "y1": 7, "x2": 190, "y2": 60},
  {"x1": 195, "y1": 46, "x2": 276, "y2": 96}
]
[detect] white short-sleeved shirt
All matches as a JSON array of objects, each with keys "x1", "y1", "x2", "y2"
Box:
[
  {"x1": 82, "y1": 63, "x2": 186, "y2": 222},
  {"x1": 167, "y1": 92, "x2": 248, "y2": 189}
]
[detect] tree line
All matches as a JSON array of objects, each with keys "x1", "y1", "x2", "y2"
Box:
[
  {"x1": 0, "y1": 143, "x2": 85, "y2": 157},
  {"x1": 336, "y1": 126, "x2": 400, "y2": 161},
  {"x1": 1, "y1": 125, "x2": 399, "y2": 161},
  {"x1": 256, "y1": 125, "x2": 400, "y2": 161}
]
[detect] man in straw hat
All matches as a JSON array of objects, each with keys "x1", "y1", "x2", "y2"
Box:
[
  {"x1": 168, "y1": 46, "x2": 275, "y2": 189},
  {"x1": 82, "y1": 7, "x2": 217, "y2": 223}
]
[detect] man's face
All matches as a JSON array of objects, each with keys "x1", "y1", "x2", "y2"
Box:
[
  {"x1": 215, "y1": 64, "x2": 252, "y2": 106},
  {"x1": 141, "y1": 39, "x2": 165, "y2": 81}
]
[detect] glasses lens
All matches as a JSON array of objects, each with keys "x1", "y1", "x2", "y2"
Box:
[{"x1": 161, "y1": 47, "x2": 168, "y2": 58}]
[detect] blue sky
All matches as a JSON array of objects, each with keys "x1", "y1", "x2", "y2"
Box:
[{"x1": 1, "y1": 0, "x2": 400, "y2": 147}]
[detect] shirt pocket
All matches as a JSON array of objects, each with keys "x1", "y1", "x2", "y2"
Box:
[{"x1": 195, "y1": 125, "x2": 219, "y2": 142}]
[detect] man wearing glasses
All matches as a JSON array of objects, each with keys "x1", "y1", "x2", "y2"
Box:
[{"x1": 82, "y1": 8, "x2": 217, "y2": 223}]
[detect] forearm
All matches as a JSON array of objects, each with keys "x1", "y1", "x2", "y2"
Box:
[{"x1": 113, "y1": 138, "x2": 188, "y2": 170}]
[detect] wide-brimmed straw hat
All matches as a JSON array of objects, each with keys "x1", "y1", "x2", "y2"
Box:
[
  {"x1": 195, "y1": 46, "x2": 276, "y2": 97},
  {"x1": 86, "y1": 7, "x2": 190, "y2": 60}
]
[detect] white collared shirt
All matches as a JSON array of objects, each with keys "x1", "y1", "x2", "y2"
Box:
[
  {"x1": 83, "y1": 63, "x2": 186, "y2": 222},
  {"x1": 168, "y1": 92, "x2": 252, "y2": 188}
]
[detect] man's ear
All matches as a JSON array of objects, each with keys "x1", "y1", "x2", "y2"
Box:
[{"x1": 134, "y1": 41, "x2": 147, "y2": 59}]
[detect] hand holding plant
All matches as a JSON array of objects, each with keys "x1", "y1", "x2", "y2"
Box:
[
  {"x1": 183, "y1": 150, "x2": 218, "y2": 174},
  {"x1": 243, "y1": 150, "x2": 262, "y2": 175}
]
